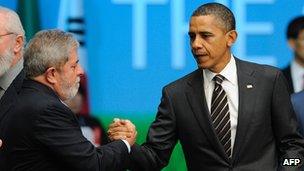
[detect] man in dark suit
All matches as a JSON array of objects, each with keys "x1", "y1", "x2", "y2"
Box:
[
  {"x1": 282, "y1": 16, "x2": 304, "y2": 93},
  {"x1": 292, "y1": 90, "x2": 304, "y2": 135},
  {"x1": 2, "y1": 29, "x2": 137, "y2": 170},
  {"x1": 0, "y1": 6, "x2": 25, "y2": 124},
  {"x1": 0, "y1": 6, "x2": 26, "y2": 169},
  {"x1": 0, "y1": 6, "x2": 25, "y2": 100},
  {"x1": 109, "y1": 2, "x2": 304, "y2": 170}
]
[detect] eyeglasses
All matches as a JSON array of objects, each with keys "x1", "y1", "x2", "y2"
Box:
[{"x1": 0, "y1": 32, "x2": 16, "y2": 38}]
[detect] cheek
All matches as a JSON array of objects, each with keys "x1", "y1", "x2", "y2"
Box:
[
  {"x1": 213, "y1": 41, "x2": 227, "y2": 53},
  {"x1": 295, "y1": 45, "x2": 304, "y2": 55},
  {"x1": 190, "y1": 43, "x2": 196, "y2": 51},
  {"x1": 71, "y1": 71, "x2": 80, "y2": 82},
  {"x1": 62, "y1": 72, "x2": 75, "y2": 84},
  {"x1": 299, "y1": 44, "x2": 304, "y2": 50},
  {"x1": 69, "y1": 75, "x2": 77, "y2": 83}
]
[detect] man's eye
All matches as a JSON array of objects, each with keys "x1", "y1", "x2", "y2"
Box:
[
  {"x1": 201, "y1": 34, "x2": 212, "y2": 38},
  {"x1": 189, "y1": 34, "x2": 195, "y2": 41}
]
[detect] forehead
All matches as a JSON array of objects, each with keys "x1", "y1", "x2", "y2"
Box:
[
  {"x1": 189, "y1": 15, "x2": 225, "y2": 32},
  {"x1": 0, "y1": 13, "x2": 7, "y2": 31},
  {"x1": 67, "y1": 47, "x2": 78, "y2": 63},
  {"x1": 298, "y1": 29, "x2": 304, "y2": 38}
]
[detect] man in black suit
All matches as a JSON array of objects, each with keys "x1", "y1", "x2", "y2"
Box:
[
  {"x1": 0, "y1": 6, "x2": 26, "y2": 169},
  {"x1": 2, "y1": 29, "x2": 137, "y2": 170},
  {"x1": 109, "y1": 3, "x2": 304, "y2": 170},
  {"x1": 282, "y1": 16, "x2": 304, "y2": 93},
  {"x1": 0, "y1": 6, "x2": 25, "y2": 100},
  {"x1": 0, "y1": 6, "x2": 25, "y2": 127}
]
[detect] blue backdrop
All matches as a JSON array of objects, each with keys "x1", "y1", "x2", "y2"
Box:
[{"x1": 1, "y1": 0, "x2": 303, "y2": 124}]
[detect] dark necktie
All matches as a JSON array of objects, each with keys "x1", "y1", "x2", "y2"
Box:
[{"x1": 211, "y1": 74, "x2": 231, "y2": 158}]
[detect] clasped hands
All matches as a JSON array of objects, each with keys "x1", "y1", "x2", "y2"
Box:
[{"x1": 108, "y1": 118, "x2": 137, "y2": 146}]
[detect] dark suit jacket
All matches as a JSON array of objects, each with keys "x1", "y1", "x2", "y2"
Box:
[
  {"x1": 130, "y1": 58, "x2": 304, "y2": 171},
  {"x1": 0, "y1": 69, "x2": 25, "y2": 170},
  {"x1": 292, "y1": 91, "x2": 304, "y2": 135},
  {"x1": 282, "y1": 65, "x2": 294, "y2": 93},
  {"x1": 2, "y1": 79, "x2": 129, "y2": 170}
]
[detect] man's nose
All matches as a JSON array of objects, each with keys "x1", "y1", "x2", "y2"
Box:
[
  {"x1": 192, "y1": 36, "x2": 203, "y2": 49},
  {"x1": 77, "y1": 65, "x2": 84, "y2": 76}
]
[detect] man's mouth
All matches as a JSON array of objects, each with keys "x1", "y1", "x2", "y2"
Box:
[{"x1": 195, "y1": 54, "x2": 208, "y2": 58}]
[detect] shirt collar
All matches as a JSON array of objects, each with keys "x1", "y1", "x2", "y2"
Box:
[
  {"x1": 203, "y1": 55, "x2": 237, "y2": 86},
  {"x1": 0, "y1": 58, "x2": 23, "y2": 90},
  {"x1": 291, "y1": 59, "x2": 304, "y2": 76},
  {"x1": 60, "y1": 99, "x2": 69, "y2": 107}
]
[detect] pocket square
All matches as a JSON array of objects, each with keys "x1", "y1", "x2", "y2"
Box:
[{"x1": 246, "y1": 84, "x2": 253, "y2": 89}]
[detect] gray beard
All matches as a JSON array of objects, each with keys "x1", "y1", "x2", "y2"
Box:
[
  {"x1": 61, "y1": 76, "x2": 80, "y2": 100},
  {"x1": 0, "y1": 49, "x2": 13, "y2": 77}
]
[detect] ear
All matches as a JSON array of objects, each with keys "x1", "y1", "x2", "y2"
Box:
[
  {"x1": 13, "y1": 35, "x2": 24, "y2": 54},
  {"x1": 288, "y1": 39, "x2": 296, "y2": 50},
  {"x1": 45, "y1": 67, "x2": 58, "y2": 84},
  {"x1": 226, "y1": 30, "x2": 237, "y2": 47}
]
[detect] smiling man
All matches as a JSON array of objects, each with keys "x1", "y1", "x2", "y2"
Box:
[
  {"x1": 109, "y1": 2, "x2": 304, "y2": 170},
  {"x1": 2, "y1": 29, "x2": 136, "y2": 170}
]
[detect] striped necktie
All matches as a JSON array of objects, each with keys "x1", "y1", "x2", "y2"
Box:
[{"x1": 211, "y1": 74, "x2": 232, "y2": 158}]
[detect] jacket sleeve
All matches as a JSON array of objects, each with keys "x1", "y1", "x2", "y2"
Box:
[
  {"x1": 34, "y1": 103, "x2": 129, "y2": 171},
  {"x1": 129, "y1": 87, "x2": 178, "y2": 171}
]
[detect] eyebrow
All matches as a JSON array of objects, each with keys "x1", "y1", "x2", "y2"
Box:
[{"x1": 188, "y1": 31, "x2": 213, "y2": 35}]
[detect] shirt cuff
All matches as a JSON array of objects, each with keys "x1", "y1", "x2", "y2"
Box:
[{"x1": 122, "y1": 140, "x2": 131, "y2": 153}]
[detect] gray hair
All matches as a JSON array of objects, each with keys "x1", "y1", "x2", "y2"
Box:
[
  {"x1": 192, "y1": 2, "x2": 236, "y2": 32},
  {"x1": 24, "y1": 29, "x2": 79, "y2": 78},
  {"x1": 0, "y1": 6, "x2": 25, "y2": 38}
]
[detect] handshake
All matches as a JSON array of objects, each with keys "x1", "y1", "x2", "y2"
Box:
[{"x1": 107, "y1": 118, "x2": 137, "y2": 146}]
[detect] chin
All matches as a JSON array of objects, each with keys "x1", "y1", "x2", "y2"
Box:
[{"x1": 197, "y1": 63, "x2": 210, "y2": 70}]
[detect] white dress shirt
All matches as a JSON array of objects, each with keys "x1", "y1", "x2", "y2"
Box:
[
  {"x1": 122, "y1": 140, "x2": 131, "y2": 153},
  {"x1": 203, "y1": 55, "x2": 238, "y2": 153},
  {"x1": 291, "y1": 59, "x2": 304, "y2": 93}
]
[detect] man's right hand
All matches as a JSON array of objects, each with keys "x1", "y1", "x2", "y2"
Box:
[
  {"x1": 108, "y1": 119, "x2": 137, "y2": 146},
  {"x1": 0, "y1": 139, "x2": 2, "y2": 148}
]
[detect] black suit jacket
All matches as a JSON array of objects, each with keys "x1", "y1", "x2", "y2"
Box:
[
  {"x1": 0, "y1": 69, "x2": 25, "y2": 170},
  {"x1": 129, "y1": 58, "x2": 304, "y2": 171},
  {"x1": 282, "y1": 65, "x2": 294, "y2": 93},
  {"x1": 0, "y1": 69, "x2": 25, "y2": 120},
  {"x1": 2, "y1": 79, "x2": 129, "y2": 170}
]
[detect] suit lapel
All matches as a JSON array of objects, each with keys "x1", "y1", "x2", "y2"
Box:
[
  {"x1": 0, "y1": 70, "x2": 25, "y2": 122},
  {"x1": 0, "y1": 89, "x2": 16, "y2": 122},
  {"x1": 232, "y1": 59, "x2": 257, "y2": 163},
  {"x1": 186, "y1": 70, "x2": 229, "y2": 162}
]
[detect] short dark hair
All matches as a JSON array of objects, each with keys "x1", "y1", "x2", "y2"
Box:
[
  {"x1": 191, "y1": 2, "x2": 236, "y2": 32},
  {"x1": 286, "y1": 16, "x2": 304, "y2": 40}
]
